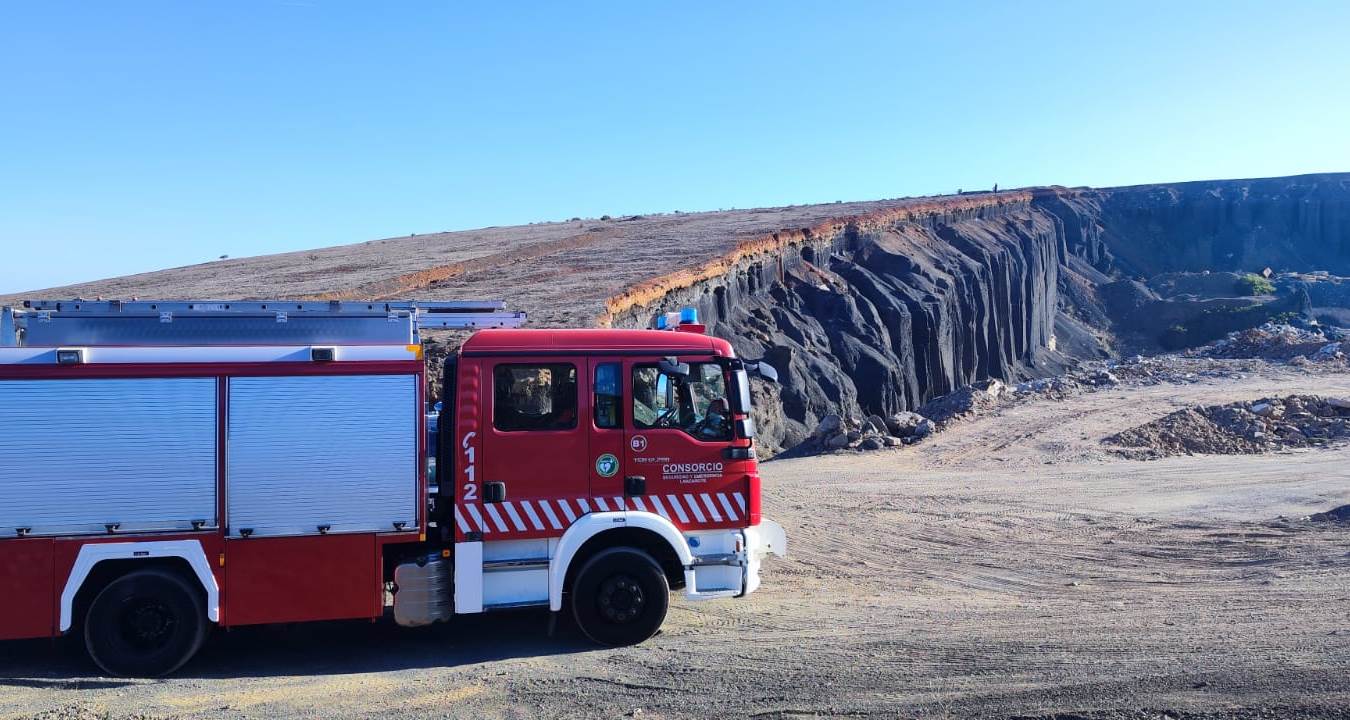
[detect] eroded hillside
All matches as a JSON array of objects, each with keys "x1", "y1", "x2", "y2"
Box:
[{"x1": 6, "y1": 173, "x2": 1349, "y2": 453}]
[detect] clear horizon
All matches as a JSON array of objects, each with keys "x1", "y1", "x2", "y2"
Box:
[{"x1": 4, "y1": 1, "x2": 1350, "y2": 293}]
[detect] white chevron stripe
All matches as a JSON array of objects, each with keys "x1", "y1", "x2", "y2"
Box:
[
  {"x1": 577, "y1": 498, "x2": 592, "y2": 514},
  {"x1": 717, "y1": 493, "x2": 738, "y2": 521},
  {"x1": 502, "y1": 502, "x2": 527, "y2": 531},
  {"x1": 632, "y1": 496, "x2": 648, "y2": 512},
  {"x1": 733, "y1": 492, "x2": 746, "y2": 513},
  {"x1": 558, "y1": 498, "x2": 578, "y2": 522},
  {"x1": 539, "y1": 499, "x2": 563, "y2": 529},
  {"x1": 454, "y1": 505, "x2": 470, "y2": 533},
  {"x1": 520, "y1": 500, "x2": 546, "y2": 531},
  {"x1": 701, "y1": 493, "x2": 723, "y2": 522},
  {"x1": 649, "y1": 495, "x2": 671, "y2": 520},
  {"x1": 484, "y1": 504, "x2": 508, "y2": 532},
  {"x1": 612, "y1": 496, "x2": 624, "y2": 512},
  {"x1": 466, "y1": 504, "x2": 488, "y2": 533},
  {"x1": 665, "y1": 494, "x2": 690, "y2": 523},
  {"x1": 594, "y1": 497, "x2": 610, "y2": 512},
  {"x1": 685, "y1": 494, "x2": 707, "y2": 523}
]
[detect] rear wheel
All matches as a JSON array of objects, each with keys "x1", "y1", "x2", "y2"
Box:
[
  {"x1": 84, "y1": 569, "x2": 207, "y2": 677},
  {"x1": 571, "y1": 547, "x2": 669, "y2": 646}
]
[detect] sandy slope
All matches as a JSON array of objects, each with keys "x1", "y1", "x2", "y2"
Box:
[
  {"x1": 1, "y1": 364, "x2": 1347, "y2": 719},
  {"x1": 0, "y1": 197, "x2": 933, "y2": 327}
]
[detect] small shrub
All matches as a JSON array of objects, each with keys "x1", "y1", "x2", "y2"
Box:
[
  {"x1": 1236, "y1": 273, "x2": 1275, "y2": 296},
  {"x1": 600, "y1": 215, "x2": 612, "y2": 221}
]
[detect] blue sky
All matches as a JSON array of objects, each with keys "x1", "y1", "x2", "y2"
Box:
[{"x1": 3, "y1": 1, "x2": 1349, "y2": 293}]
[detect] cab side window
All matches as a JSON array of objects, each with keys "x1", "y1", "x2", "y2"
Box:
[
  {"x1": 493, "y1": 363, "x2": 578, "y2": 431},
  {"x1": 632, "y1": 362, "x2": 732, "y2": 440},
  {"x1": 594, "y1": 362, "x2": 621, "y2": 429}
]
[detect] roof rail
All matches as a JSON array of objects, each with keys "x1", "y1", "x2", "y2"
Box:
[{"x1": 10, "y1": 299, "x2": 526, "y2": 347}]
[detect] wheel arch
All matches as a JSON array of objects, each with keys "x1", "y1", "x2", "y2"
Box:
[
  {"x1": 61, "y1": 540, "x2": 219, "y2": 633},
  {"x1": 549, "y1": 511, "x2": 692, "y2": 612}
]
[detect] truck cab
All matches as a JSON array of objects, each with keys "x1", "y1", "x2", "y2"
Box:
[{"x1": 433, "y1": 323, "x2": 785, "y2": 644}]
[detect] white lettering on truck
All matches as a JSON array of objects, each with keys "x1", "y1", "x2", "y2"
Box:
[
  {"x1": 462, "y1": 431, "x2": 478, "y2": 500},
  {"x1": 662, "y1": 463, "x2": 724, "y2": 474}
]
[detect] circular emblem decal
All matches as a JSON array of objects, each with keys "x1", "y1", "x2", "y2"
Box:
[
  {"x1": 595, "y1": 453, "x2": 620, "y2": 478},
  {"x1": 630, "y1": 435, "x2": 648, "y2": 453}
]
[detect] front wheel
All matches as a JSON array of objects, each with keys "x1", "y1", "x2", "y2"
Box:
[
  {"x1": 571, "y1": 547, "x2": 669, "y2": 646},
  {"x1": 84, "y1": 569, "x2": 207, "y2": 677}
]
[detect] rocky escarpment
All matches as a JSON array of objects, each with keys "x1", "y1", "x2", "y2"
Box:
[
  {"x1": 1039, "y1": 173, "x2": 1350, "y2": 278},
  {"x1": 608, "y1": 174, "x2": 1350, "y2": 454},
  {"x1": 604, "y1": 193, "x2": 1078, "y2": 452}
]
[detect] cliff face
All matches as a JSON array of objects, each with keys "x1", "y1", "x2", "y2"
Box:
[
  {"x1": 606, "y1": 193, "x2": 1072, "y2": 450},
  {"x1": 609, "y1": 173, "x2": 1350, "y2": 452},
  {"x1": 1041, "y1": 174, "x2": 1350, "y2": 278}
]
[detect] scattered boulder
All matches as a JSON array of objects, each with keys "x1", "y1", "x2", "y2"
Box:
[
  {"x1": 785, "y1": 405, "x2": 939, "y2": 456},
  {"x1": 885, "y1": 411, "x2": 925, "y2": 436}
]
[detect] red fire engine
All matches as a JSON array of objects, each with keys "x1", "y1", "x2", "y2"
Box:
[{"x1": 0, "y1": 300, "x2": 784, "y2": 677}]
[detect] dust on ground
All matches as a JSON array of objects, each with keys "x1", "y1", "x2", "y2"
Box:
[{"x1": 2, "y1": 364, "x2": 1349, "y2": 720}]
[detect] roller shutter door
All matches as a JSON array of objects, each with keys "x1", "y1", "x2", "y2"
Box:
[
  {"x1": 226, "y1": 374, "x2": 417, "y2": 537},
  {"x1": 0, "y1": 378, "x2": 218, "y2": 537}
]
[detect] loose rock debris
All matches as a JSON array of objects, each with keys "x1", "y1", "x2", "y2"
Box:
[{"x1": 1105, "y1": 395, "x2": 1350, "y2": 458}]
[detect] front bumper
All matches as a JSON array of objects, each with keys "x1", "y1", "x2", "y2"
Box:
[{"x1": 682, "y1": 518, "x2": 786, "y2": 600}]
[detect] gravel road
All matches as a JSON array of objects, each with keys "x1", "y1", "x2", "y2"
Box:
[{"x1": 3, "y1": 365, "x2": 1348, "y2": 719}]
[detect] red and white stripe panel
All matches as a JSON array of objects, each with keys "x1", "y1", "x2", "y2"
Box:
[{"x1": 455, "y1": 492, "x2": 747, "y2": 537}]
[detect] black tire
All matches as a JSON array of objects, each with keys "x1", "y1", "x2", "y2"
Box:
[
  {"x1": 83, "y1": 569, "x2": 208, "y2": 677},
  {"x1": 571, "y1": 547, "x2": 669, "y2": 646}
]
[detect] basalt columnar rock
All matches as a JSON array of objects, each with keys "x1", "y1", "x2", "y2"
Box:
[{"x1": 607, "y1": 174, "x2": 1350, "y2": 453}]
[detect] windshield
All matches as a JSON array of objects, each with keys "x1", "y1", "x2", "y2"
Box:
[{"x1": 633, "y1": 362, "x2": 732, "y2": 440}]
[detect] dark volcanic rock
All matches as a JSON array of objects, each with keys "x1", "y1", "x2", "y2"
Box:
[
  {"x1": 1039, "y1": 174, "x2": 1350, "y2": 278},
  {"x1": 611, "y1": 174, "x2": 1350, "y2": 455},
  {"x1": 615, "y1": 195, "x2": 1070, "y2": 453}
]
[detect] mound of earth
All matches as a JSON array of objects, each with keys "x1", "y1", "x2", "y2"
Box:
[
  {"x1": 1106, "y1": 394, "x2": 1350, "y2": 458},
  {"x1": 1193, "y1": 322, "x2": 1345, "y2": 363}
]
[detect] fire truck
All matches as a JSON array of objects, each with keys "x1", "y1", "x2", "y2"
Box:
[{"x1": 0, "y1": 299, "x2": 784, "y2": 677}]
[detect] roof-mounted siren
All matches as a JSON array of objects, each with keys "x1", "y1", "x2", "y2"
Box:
[{"x1": 654, "y1": 306, "x2": 705, "y2": 334}]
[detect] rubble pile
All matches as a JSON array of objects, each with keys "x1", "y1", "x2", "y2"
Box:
[
  {"x1": 785, "y1": 410, "x2": 935, "y2": 456},
  {"x1": 917, "y1": 379, "x2": 1007, "y2": 425},
  {"x1": 1105, "y1": 395, "x2": 1350, "y2": 458},
  {"x1": 1193, "y1": 322, "x2": 1346, "y2": 364}
]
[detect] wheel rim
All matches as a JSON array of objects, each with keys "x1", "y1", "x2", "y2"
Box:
[
  {"x1": 596, "y1": 573, "x2": 646, "y2": 624},
  {"x1": 119, "y1": 599, "x2": 177, "y2": 651}
]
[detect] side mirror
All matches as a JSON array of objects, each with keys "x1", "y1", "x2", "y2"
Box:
[
  {"x1": 658, "y1": 356, "x2": 690, "y2": 377},
  {"x1": 753, "y1": 360, "x2": 779, "y2": 383}
]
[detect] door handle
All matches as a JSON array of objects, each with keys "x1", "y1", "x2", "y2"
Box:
[
  {"x1": 624, "y1": 475, "x2": 646, "y2": 496},
  {"x1": 484, "y1": 482, "x2": 506, "y2": 504}
]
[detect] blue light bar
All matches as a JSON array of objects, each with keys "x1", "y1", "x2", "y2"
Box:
[{"x1": 680, "y1": 307, "x2": 698, "y2": 324}]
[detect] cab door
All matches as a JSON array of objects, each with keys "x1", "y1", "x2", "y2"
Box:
[
  {"x1": 622, "y1": 358, "x2": 747, "y2": 531},
  {"x1": 588, "y1": 358, "x2": 628, "y2": 511},
  {"x1": 477, "y1": 358, "x2": 590, "y2": 539}
]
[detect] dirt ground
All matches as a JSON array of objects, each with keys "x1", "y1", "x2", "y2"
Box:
[{"x1": 2, "y1": 364, "x2": 1348, "y2": 720}]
